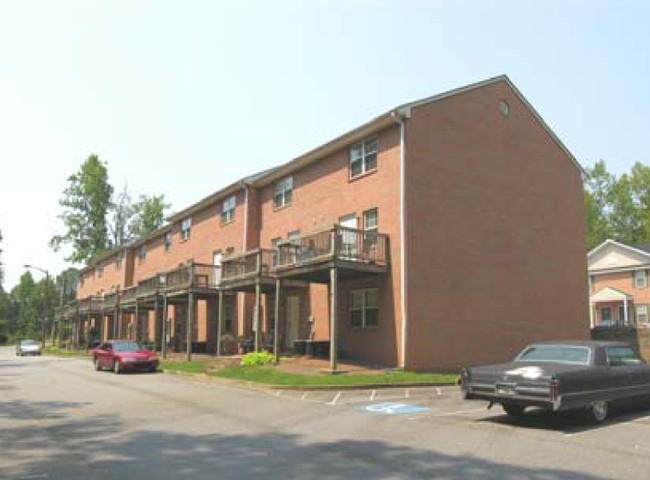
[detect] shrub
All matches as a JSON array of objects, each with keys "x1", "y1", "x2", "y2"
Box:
[{"x1": 241, "y1": 351, "x2": 275, "y2": 367}]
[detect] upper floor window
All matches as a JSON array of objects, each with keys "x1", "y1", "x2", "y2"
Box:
[
  {"x1": 349, "y1": 137, "x2": 378, "y2": 178},
  {"x1": 138, "y1": 244, "x2": 146, "y2": 263},
  {"x1": 635, "y1": 270, "x2": 647, "y2": 289},
  {"x1": 181, "y1": 217, "x2": 192, "y2": 241},
  {"x1": 221, "y1": 195, "x2": 236, "y2": 224},
  {"x1": 164, "y1": 231, "x2": 172, "y2": 251},
  {"x1": 350, "y1": 288, "x2": 379, "y2": 328},
  {"x1": 274, "y1": 176, "x2": 293, "y2": 208}
]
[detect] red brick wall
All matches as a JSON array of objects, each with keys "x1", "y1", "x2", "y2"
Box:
[
  {"x1": 405, "y1": 80, "x2": 589, "y2": 371},
  {"x1": 256, "y1": 124, "x2": 403, "y2": 366}
]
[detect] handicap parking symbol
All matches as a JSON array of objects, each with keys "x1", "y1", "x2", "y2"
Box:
[{"x1": 361, "y1": 402, "x2": 431, "y2": 415}]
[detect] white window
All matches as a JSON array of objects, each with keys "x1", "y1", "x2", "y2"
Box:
[
  {"x1": 164, "y1": 232, "x2": 172, "y2": 251},
  {"x1": 138, "y1": 244, "x2": 146, "y2": 263},
  {"x1": 221, "y1": 195, "x2": 236, "y2": 224},
  {"x1": 181, "y1": 218, "x2": 192, "y2": 241},
  {"x1": 363, "y1": 208, "x2": 378, "y2": 233},
  {"x1": 349, "y1": 137, "x2": 378, "y2": 178},
  {"x1": 274, "y1": 176, "x2": 293, "y2": 208},
  {"x1": 350, "y1": 288, "x2": 379, "y2": 328},
  {"x1": 635, "y1": 270, "x2": 647, "y2": 288},
  {"x1": 637, "y1": 305, "x2": 649, "y2": 324}
]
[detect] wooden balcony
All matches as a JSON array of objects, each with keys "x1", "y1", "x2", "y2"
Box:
[
  {"x1": 220, "y1": 249, "x2": 276, "y2": 291},
  {"x1": 137, "y1": 274, "x2": 163, "y2": 299},
  {"x1": 78, "y1": 296, "x2": 103, "y2": 315},
  {"x1": 273, "y1": 225, "x2": 389, "y2": 282},
  {"x1": 120, "y1": 286, "x2": 137, "y2": 306},
  {"x1": 162, "y1": 262, "x2": 221, "y2": 296},
  {"x1": 103, "y1": 292, "x2": 119, "y2": 311}
]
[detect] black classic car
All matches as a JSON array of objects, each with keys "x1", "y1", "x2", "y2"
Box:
[{"x1": 460, "y1": 340, "x2": 650, "y2": 422}]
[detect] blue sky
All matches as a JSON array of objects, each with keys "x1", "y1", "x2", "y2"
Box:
[{"x1": 1, "y1": 0, "x2": 649, "y2": 288}]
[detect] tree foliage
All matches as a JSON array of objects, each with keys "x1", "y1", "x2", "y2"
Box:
[
  {"x1": 129, "y1": 195, "x2": 169, "y2": 239},
  {"x1": 584, "y1": 160, "x2": 650, "y2": 249},
  {"x1": 51, "y1": 155, "x2": 170, "y2": 261},
  {"x1": 50, "y1": 155, "x2": 113, "y2": 263},
  {"x1": 0, "y1": 228, "x2": 4, "y2": 290}
]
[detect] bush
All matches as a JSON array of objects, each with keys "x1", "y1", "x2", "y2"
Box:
[{"x1": 241, "y1": 351, "x2": 275, "y2": 367}]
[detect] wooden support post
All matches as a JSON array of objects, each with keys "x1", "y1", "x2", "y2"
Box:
[
  {"x1": 162, "y1": 295, "x2": 168, "y2": 359},
  {"x1": 187, "y1": 262, "x2": 195, "y2": 361},
  {"x1": 329, "y1": 266, "x2": 338, "y2": 373},
  {"x1": 274, "y1": 279, "x2": 281, "y2": 363},
  {"x1": 187, "y1": 292, "x2": 194, "y2": 361},
  {"x1": 254, "y1": 281, "x2": 261, "y2": 352},
  {"x1": 134, "y1": 301, "x2": 139, "y2": 342},
  {"x1": 154, "y1": 295, "x2": 160, "y2": 351},
  {"x1": 216, "y1": 290, "x2": 224, "y2": 357}
]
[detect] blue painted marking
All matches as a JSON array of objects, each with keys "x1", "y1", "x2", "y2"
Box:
[{"x1": 361, "y1": 402, "x2": 431, "y2": 415}]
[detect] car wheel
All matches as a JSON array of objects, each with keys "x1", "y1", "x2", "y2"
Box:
[
  {"x1": 113, "y1": 360, "x2": 121, "y2": 374},
  {"x1": 94, "y1": 358, "x2": 101, "y2": 371},
  {"x1": 502, "y1": 404, "x2": 526, "y2": 417},
  {"x1": 588, "y1": 401, "x2": 608, "y2": 423}
]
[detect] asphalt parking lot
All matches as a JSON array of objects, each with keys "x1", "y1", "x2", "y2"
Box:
[{"x1": 4, "y1": 347, "x2": 650, "y2": 479}]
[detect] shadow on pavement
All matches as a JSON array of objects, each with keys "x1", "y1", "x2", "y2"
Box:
[{"x1": 0, "y1": 401, "x2": 610, "y2": 480}]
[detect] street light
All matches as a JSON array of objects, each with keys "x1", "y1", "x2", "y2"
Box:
[{"x1": 23, "y1": 264, "x2": 50, "y2": 349}]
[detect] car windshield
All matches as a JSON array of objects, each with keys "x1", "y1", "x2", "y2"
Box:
[
  {"x1": 21, "y1": 340, "x2": 38, "y2": 346},
  {"x1": 113, "y1": 342, "x2": 142, "y2": 352},
  {"x1": 516, "y1": 345, "x2": 590, "y2": 365}
]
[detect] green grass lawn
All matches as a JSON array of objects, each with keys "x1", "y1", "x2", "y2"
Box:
[
  {"x1": 212, "y1": 366, "x2": 457, "y2": 387},
  {"x1": 43, "y1": 347, "x2": 90, "y2": 358},
  {"x1": 160, "y1": 360, "x2": 210, "y2": 374}
]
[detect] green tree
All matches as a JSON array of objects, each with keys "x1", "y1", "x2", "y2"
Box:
[
  {"x1": 0, "y1": 228, "x2": 4, "y2": 289},
  {"x1": 129, "y1": 194, "x2": 169, "y2": 239},
  {"x1": 109, "y1": 186, "x2": 135, "y2": 248},
  {"x1": 609, "y1": 173, "x2": 644, "y2": 245},
  {"x1": 584, "y1": 160, "x2": 614, "y2": 249},
  {"x1": 50, "y1": 155, "x2": 114, "y2": 263},
  {"x1": 11, "y1": 272, "x2": 38, "y2": 338}
]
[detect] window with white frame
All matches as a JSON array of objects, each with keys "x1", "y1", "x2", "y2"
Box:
[
  {"x1": 350, "y1": 288, "x2": 379, "y2": 328},
  {"x1": 164, "y1": 231, "x2": 172, "y2": 251},
  {"x1": 138, "y1": 244, "x2": 146, "y2": 263},
  {"x1": 287, "y1": 230, "x2": 301, "y2": 244},
  {"x1": 274, "y1": 176, "x2": 293, "y2": 208},
  {"x1": 637, "y1": 305, "x2": 649, "y2": 324},
  {"x1": 221, "y1": 195, "x2": 236, "y2": 224},
  {"x1": 635, "y1": 270, "x2": 647, "y2": 288},
  {"x1": 363, "y1": 208, "x2": 378, "y2": 233},
  {"x1": 181, "y1": 217, "x2": 192, "y2": 240},
  {"x1": 349, "y1": 137, "x2": 378, "y2": 178}
]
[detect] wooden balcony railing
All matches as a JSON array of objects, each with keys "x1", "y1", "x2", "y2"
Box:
[
  {"x1": 163, "y1": 262, "x2": 221, "y2": 291},
  {"x1": 78, "y1": 296, "x2": 103, "y2": 314},
  {"x1": 137, "y1": 274, "x2": 163, "y2": 298},
  {"x1": 221, "y1": 249, "x2": 274, "y2": 283},
  {"x1": 274, "y1": 225, "x2": 389, "y2": 269},
  {"x1": 103, "y1": 292, "x2": 119, "y2": 310},
  {"x1": 121, "y1": 286, "x2": 137, "y2": 304}
]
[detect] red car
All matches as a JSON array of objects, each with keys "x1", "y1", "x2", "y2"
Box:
[{"x1": 92, "y1": 340, "x2": 159, "y2": 374}]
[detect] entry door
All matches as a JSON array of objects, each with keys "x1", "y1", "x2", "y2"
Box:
[
  {"x1": 285, "y1": 295, "x2": 300, "y2": 348},
  {"x1": 338, "y1": 214, "x2": 357, "y2": 257}
]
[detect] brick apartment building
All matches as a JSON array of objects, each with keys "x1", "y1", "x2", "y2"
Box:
[{"x1": 58, "y1": 75, "x2": 589, "y2": 372}]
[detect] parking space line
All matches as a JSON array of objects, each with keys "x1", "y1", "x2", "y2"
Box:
[
  {"x1": 328, "y1": 392, "x2": 342, "y2": 405},
  {"x1": 301, "y1": 392, "x2": 309, "y2": 400},
  {"x1": 370, "y1": 390, "x2": 376, "y2": 401}
]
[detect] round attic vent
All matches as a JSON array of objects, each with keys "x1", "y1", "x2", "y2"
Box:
[{"x1": 499, "y1": 100, "x2": 510, "y2": 117}]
